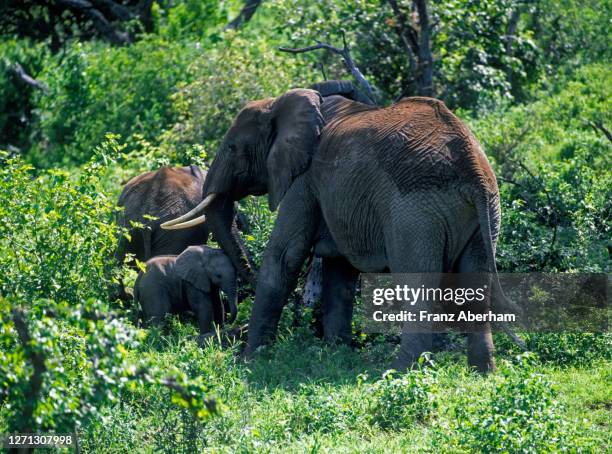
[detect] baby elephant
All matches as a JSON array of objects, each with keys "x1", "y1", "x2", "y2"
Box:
[{"x1": 134, "y1": 245, "x2": 237, "y2": 335}]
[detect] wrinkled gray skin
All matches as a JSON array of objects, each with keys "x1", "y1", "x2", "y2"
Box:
[
  {"x1": 176, "y1": 82, "x2": 500, "y2": 373},
  {"x1": 116, "y1": 165, "x2": 209, "y2": 263},
  {"x1": 115, "y1": 165, "x2": 252, "y2": 298},
  {"x1": 134, "y1": 246, "x2": 237, "y2": 335}
]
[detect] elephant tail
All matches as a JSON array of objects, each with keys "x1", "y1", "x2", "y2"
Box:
[{"x1": 475, "y1": 190, "x2": 527, "y2": 350}]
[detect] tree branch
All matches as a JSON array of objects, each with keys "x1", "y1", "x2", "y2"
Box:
[
  {"x1": 585, "y1": 119, "x2": 612, "y2": 143},
  {"x1": 57, "y1": 0, "x2": 131, "y2": 44},
  {"x1": 279, "y1": 32, "x2": 377, "y2": 104},
  {"x1": 12, "y1": 63, "x2": 48, "y2": 93},
  {"x1": 386, "y1": 0, "x2": 419, "y2": 55},
  {"x1": 225, "y1": 0, "x2": 262, "y2": 30}
]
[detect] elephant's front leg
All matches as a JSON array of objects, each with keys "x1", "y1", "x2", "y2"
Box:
[
  {"x1": 245, "y1": 179, "x2": 321, "y2": 357},
  {"x1": 185, "y1": 282, "x2": 214, "y2": 335},
  {"x1": 321, "y1": 256, "x2": 359, "y2": 345}
]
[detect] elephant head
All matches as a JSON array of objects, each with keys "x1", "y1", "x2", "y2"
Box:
[
  {"x1": 175, "y1": 245, "x2": 238, "y2": 323},
  {"x1": 162, "y1": 89, "x2": 325, "y2": 282}
]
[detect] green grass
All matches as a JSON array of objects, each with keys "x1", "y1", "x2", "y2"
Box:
[{"x1": 76, "y1": 319, "x2": 611, "y2": 452}]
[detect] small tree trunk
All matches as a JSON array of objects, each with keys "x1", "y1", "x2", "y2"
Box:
[{"x1": 415, "y1": 0, "x2": 433, "y2": 96}]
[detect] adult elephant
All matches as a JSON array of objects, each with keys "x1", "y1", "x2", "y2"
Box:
[
  {"x1": 163, "y1": 87, "x2": 501, "y2": 372},
  {"x1": 115, "y1": 165, "x2": 253, "y2": 288}
]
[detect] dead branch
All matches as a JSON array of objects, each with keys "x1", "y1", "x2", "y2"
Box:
[
  {"x1": 12, "y1": 63, "x2": 48, "y2": 93},
  {"x1": 279, "y1": 32, "x2": 377, "y2": 104}
]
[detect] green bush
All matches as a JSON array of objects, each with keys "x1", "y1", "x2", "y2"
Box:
[
  {"x1": 0, "y1": 146, "x2": 216, "y2": 436},
  {"x1": 30, "y1": 38, "x2": 195, "y2": 167},
  {"x1": 367, "y1": 358, "x2": 437, "y2": 431},
  {"x1": 496, "y1": 333, "x2": 612, "y2": 366},
  {"x1": 161, "y1": 33, "x2": 318, "y2": 161},
  {"x1": 0, "y1": 39, "x2": 48, "y2": 152},
  {"x1": 152, "y1": 0, "x2": 232, "y2": 41},
  {"x1": 436, "y1": 353, "x2": 569, "y2": 452},
  {"x1": 288, "y1": 385, "x2": 350, "y2": 435},
  {"x1": 467, "y1": 64, "x2": 611, "y2": 272},
  {"x1": 0, "y1": 150, "x2": 121, "y2": 302}
]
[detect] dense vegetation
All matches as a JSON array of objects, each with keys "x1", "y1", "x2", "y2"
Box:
[{"x1": 1, "y1": 0, "x2": 610, "y2": 451}]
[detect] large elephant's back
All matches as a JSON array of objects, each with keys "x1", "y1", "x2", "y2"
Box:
[{"x1": 317, "y1": 97, "x2": 496, "y2": 197}]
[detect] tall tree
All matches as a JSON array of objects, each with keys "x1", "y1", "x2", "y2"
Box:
[{"x1": 385, "y1": 0, "x2": 434, "y2": 96}]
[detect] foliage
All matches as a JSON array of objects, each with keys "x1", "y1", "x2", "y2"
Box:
[
  {"x1": 0, "y1": 39, "x2": 48, "y2": 152},
  {"x1": 435, "y1": 353, "x2": 570, "y2": 452},
  {"x1": 0, "y1": 298, "x2": 139, "y2": 432},
  {"x1": 152, "y1": 0, "x2": 235, "y2": 41},
  {"x1": 0, "y1": 146, "x2": 216, "y2": 436},
  {"x1": 0, "y1": 150, "x2": 120, "y2": 302},
  {"x1": 496, "y1": 333, "x2": 612, "y2": 367},
  {"x1": 161, "y1": 33, "x2": 318, "y2": 160},
  {"x1": 265, "y1": 0, "x2": 608, "y2": 109},
  {"x1": 0, "y1": 0, "x2": 609, "y2": 450},
  {"x1": 30, "y1": 37, "x2": 195, "y2": 167},
  {"x1": 367, "y1": 357, "x2": 437, "y2": 430},
  {"x1": 468, "y1": 64, "x2": 611, "y2": 272}
]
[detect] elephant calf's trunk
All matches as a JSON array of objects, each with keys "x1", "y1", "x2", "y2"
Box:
[{"x1": 224, "y1": 285, "x2": 238, "y2": 324}]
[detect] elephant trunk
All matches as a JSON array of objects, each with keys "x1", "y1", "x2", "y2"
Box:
[
  {"x1": 205, "y1": 195, "x2": 256, "y2": 285},
  {"x1": 222, "y1": 282, "x2": 238, "y2": 324}
]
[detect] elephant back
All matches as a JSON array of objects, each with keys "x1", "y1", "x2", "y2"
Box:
[{"x1": 118, "y1": 165, "x2": 207, "y2": 227}]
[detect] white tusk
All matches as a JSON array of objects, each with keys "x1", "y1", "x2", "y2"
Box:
[
  {"x1": 162, "y1": 214, "x2": 207, "y2": 230},
  {"x1": 161, "y1": 193, "x2": 217, "y2": 229}
]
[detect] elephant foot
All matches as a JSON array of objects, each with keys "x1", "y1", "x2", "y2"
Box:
[
  {"x1": 196, "y1": 324, "x2": 249, "y2": 349},
  {"x1": 467, "y1": 332, "x2": 496, "y2": 374},
  {"x1": 196, "y1": 331, "x2": 218, "y2": 347},
  {"x1": 393, "y1": 332, "x2": 433, "y2": 371},
  {"x1": 323, "y1": 334, "x2": 352, "y2": 348}
]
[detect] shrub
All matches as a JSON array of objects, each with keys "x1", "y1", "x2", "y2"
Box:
[
  {"x1": 161, "y1": 33, "x2": 318, "y2": 161},
  {"x1": 436, "y1": 353, "x2": 569, "y2": 452},
  {"x1": 0, "y1": 146, "x2": 216, "y2": 436},
  {"x1": 367, "y1": 357, "x2": 438, "y2": 431},
  {"x1": 30, "y1": 37, "x2": 195, "y2": 167},
  {"x1": 495, "y1": 332, "x2": 612, "y2": 366},
  {"x1": 0, "y1": 39, "x2": 48, "y2": 152},
  {"x1": 288, "y1": 385, "x2": 348, "y2": 435},
  {"x1": 467, "y1": 64, "x2": 611, "y2": 273},
  {"x1": 0, "y1": 150, "x2": 121, "y2": 302}
]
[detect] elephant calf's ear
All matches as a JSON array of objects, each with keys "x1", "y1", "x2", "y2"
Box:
[
  {"x1": 175, "y1": 246, "x2": 211, "y2": 293},
  {"x1": 266, "y1": 89, "x2": 324, "y2": 211}
]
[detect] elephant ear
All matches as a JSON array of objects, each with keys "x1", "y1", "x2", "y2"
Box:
[
  {"x1": 175, "y1": 246, "x2": 211, "y2": 293},
  {"x1": 188, "y1": 164, "x2": 205, "y2": 183},
  {"x1": 266, "y1": 88, "x2": 324, "y2": 211}
]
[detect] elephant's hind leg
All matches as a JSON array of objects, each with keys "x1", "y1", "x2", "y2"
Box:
[
  {"x1": 455, "y1": 231, "x2": 496, "y2": 373},
  {"x1": 387, "y1": 226, "x2": 445, "y2": 371}
]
